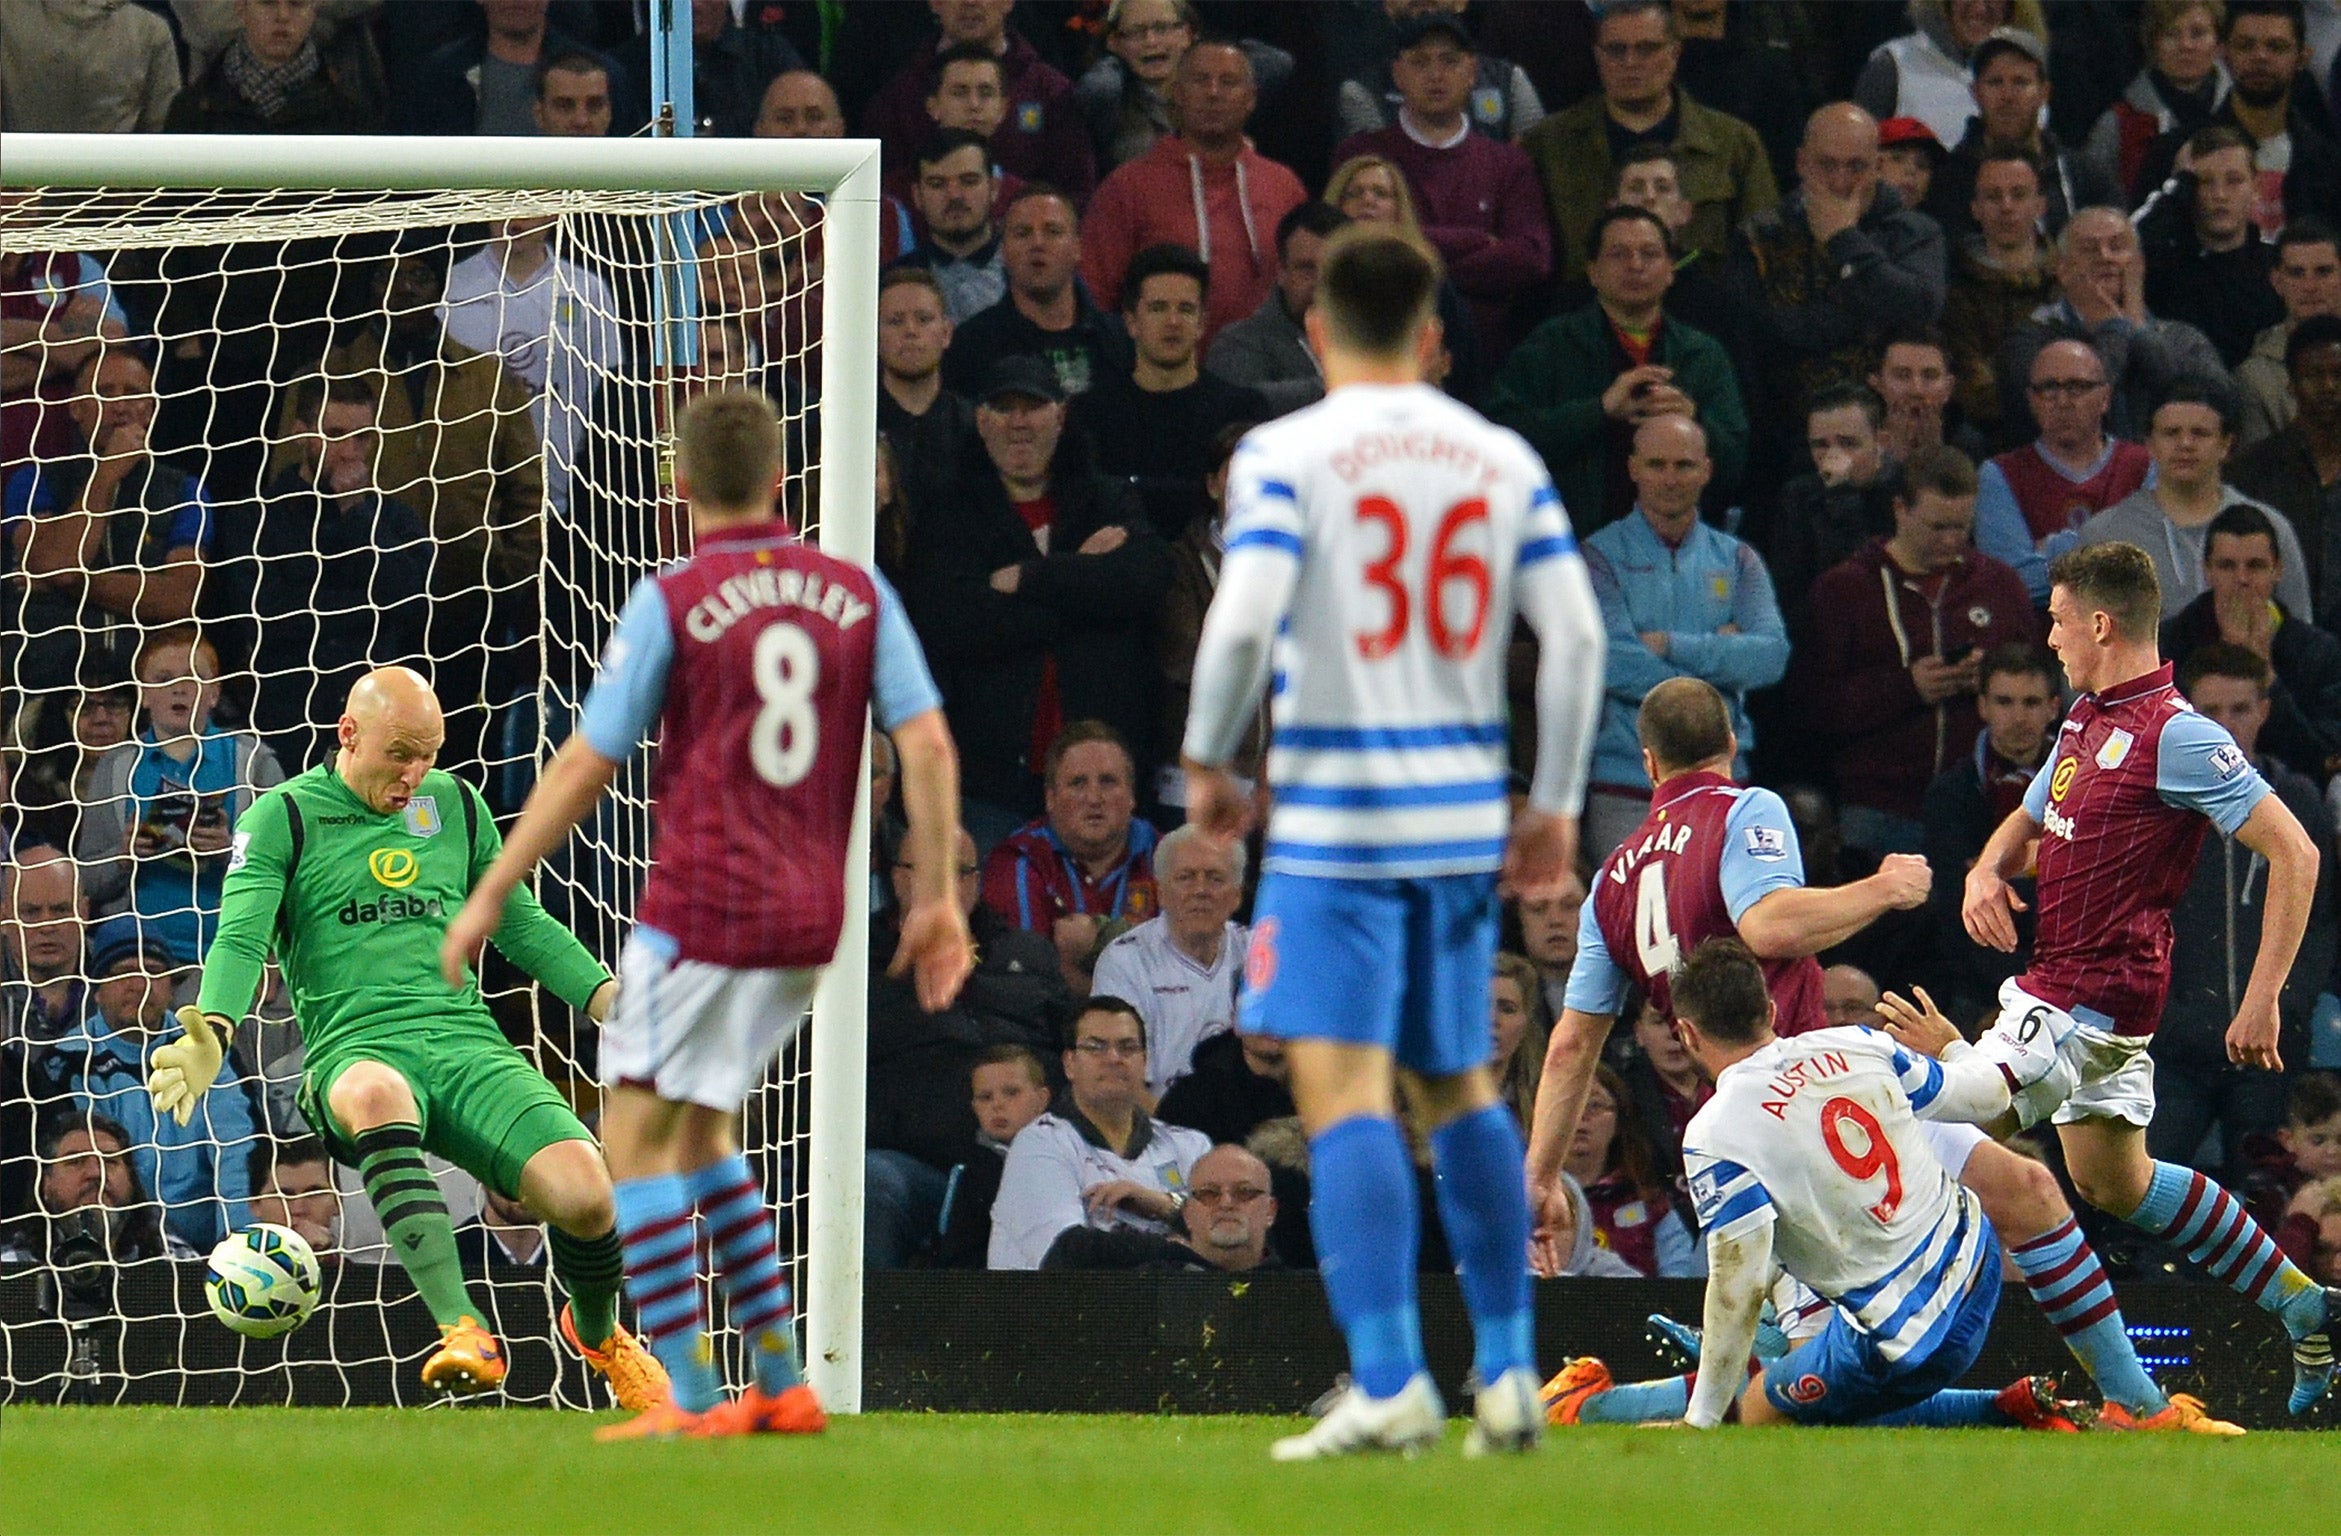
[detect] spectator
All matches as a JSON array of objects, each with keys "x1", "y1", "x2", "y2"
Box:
[
  {"x1": 1668, "y1": 0, "x2": 1816, "y2": 189},
  {"x1": 2077, "y1": 380, "x2": 2314, "y2": 620},
  {"x1": 917, "y1": 43, "x2": 1014, "y2": 155},
  {"x1": 1329, "y1": 11, "x2": 1551, "y2": 350},
  {"x1": 1877, "y1": 116, "x2": 1948, "y2": 211},
  {"x1": 862, "y1": 0, "x2": 1095, "y2": 206},
  {"x1": 1620, "y1": 994, "x2": 1709, "y2": 1178},
  {"x1": 1511, "y1": 886, "x2": 1583, "y2": 1022},
  {"x1": 1532, "y1": 1166, "x2": 1645, "y2": 1278},
  {"x1": 876, "y1": 267, "x2": 974, "y2": 501},
  {"x1": 1998, "y1": 206, "x2": 2231, "y2": 442},
  {"x1": 1922, "y1": 643, "x2": 2060, "y2": 1023},
  {"x1": 1519, "y1": 0, "x2": 1777, "y2": 282},
  {"x1": 1600, "y1": 143, "x2": 1737, "y2": 347},
  {"x1": 2245, "y1": 1073, "x2": 2341, "y2": 1281},
  {"x1": 756, "y1": 70, "x2": 917, "y2": 269},
  {"x1": 1156, "y1": 423, "x2": 1268, "y2": 818},
  {"x1": 1822, "y1": 963, "x2": 1886, "y2": 1028},
  {"x1": 1205, "y1": 201, "x2": 1342, "y2": 417},
  {"x1": 1855, "y1": 0, "x2": 2049, "y2": 150},
  {"x1": 1041, "y1": 1141, "x2": 1281, "y2": 1271},
  {"x1": 1486, "y1": 204, "x2": 1746, "y2": 536},
  {"x1": 2153, "y1": 644, "x2": 2338, "y2": 1180},
  {"x1": 0, "y1": 0, "x2": 179, "y2": 133},
  {"x1": 2133, "y1": 0, "x2": 2341, "y2": 237},
  {"x1": 1, "y1": 1110, "x2": 173, "y2": 1266},
  {"x1": 74, "y1": 629, "x2": 285, "y2": 964},
  {"x1": 1868, "y1": 327, "x2": 1986, "y2": 471},
  {"x1": 242, "y1": 377, "x2": 432, "y2": 772},
  {"x1": 987, "y1": 997, "x2": 1209, "y2": 1269},
  {"x1": 1322, "y1": 154, "x2": 1485, "y2": 400},
  {"x1": 1091, "y1": 824, "x2": 1245, "y2": 1101},
  {"x1": 2160, "y1": 502, "x2": 2341, "y2": 782},
  {"x1": 1974, "y1": 339, "x2": 2155, "y2": 602},
  {"x1": 528, "y1": 47, "x2": 613, "y2": 138},
  {"x1": 0, "y1": 245, "x2": 131, "y2": 474},
  {"x1": 456, "y1": 1186, "x2": 546, "y2": 1270},
  {"x1": 1559, "y1": 1062, "x2": 1697, "y2": 1278},
  {"x1": 899, "y1": 132, "x2": 1009, "y2": 325},
  {"x1": 933, "y1": 1044, "x2": 1055, "y2": 1268},
  {"x1": 58, "y1": 924, "x2": 258, "y2": 1251},
  {"x1": 2141, "y1": 126, "x2": 2283, "y2": 370},
  {"x1": 2235, "y1": 219, "x2": 2341, "y2": 445},
  {"x1": 1924, "y1": 26, "x2": 2120, "y2": 246},
  {"x1": 1581, "y1": 416, "x2": 1789, "y2": 860},
  {"x1": 398, "y1": 0, "x2": 630, "y2": 138},
  {"x1": 1075, "y1": 0, "x2": 1196, "y2": 172},
  {"x1": 249, "y1": 1134, "x2": 340, "y2": 1259},
  {"x1": 1940, "y1": 147, "x2": 2061, "y2": 441},
  {"x1": 1490, "y1": 951, "x2": 1552, "y2": 1140},
  {"x1": 3, "y1": 348, "x2": 208, "y2": 700},
  {"x1": 1082, "y1": 42, "x2": 1308, "y2": 347},
  {"x1": 1155, "y1": 1031, "x2": 1294, "y2": 1150},
  {"x1": 2083, "y1": 0, "x2": 2231, "y2": 203},
  {"x1": 2, "y1": 846, "x2": 87, "y2": 1051},
  {"x1": 2230, "y1": 313, "x2": 2341, "y2": 616},
  {"x1": 983, "y1": 722, "x2": 1162, "y2": 991},
  {"x1": 164, "y1": 0, "x2": 385, "y2": 134},
  {"x1": 1332, "y1": 0, "x2": 1545, "y2": 144},
  {"x1": 1801, "y1": 444, "x2": 2039, "y2": 855},
  {"x1": 941, "y1": 188, "x2": 1135, "y2": 404},
  {"x1": 1765, "y1": 384, "x2": 1899, "y2": 616}
]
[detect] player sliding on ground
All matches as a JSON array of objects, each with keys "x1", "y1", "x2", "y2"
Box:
[
  {"x1": 1545, "y1": 940, "x2": 2086, "y2": 1432},
  {"x1": 1894, "y1": 541, "x2": 2335, "y2": 1415},
  {"x1": 1529, "y1": 676, "x2": 2232, "y2": 1431},
  {"x1": 148, "y1": 666, "x2": 666, "y2": 1409},
  {"x1": 442, "y1": 391, "x2": 973, "y2": 1440},
  {"x1": 1181, "y1": 225, "x2": 1608, "y2": 1460}
]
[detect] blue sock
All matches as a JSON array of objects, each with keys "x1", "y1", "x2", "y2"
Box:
[
  {"x1": 1865, "y1": 1389, "x2": 2006, "y2": 1428},
  {"x1": 684, "y1": 1155, "x2": 801, "y2": 1397},
  {"x1": 1578, "y1": 1375, "x2": 1691, "y2": 1423},
  {"x1": 2131, "y1": 1161, "x2": 2324, "y2": 1335},
  {"x1": 2008, "y1": 1216, "x2": 2165, "y2": 1415},
  {"x1": 1428, "y1": 1103, "x2": 1535, "y2": 1383},
  {"x1": 611, "y1": 1172, "x2": 724, "y2": 1413},
  {"x1": 1308, "y1": 1115, "x2": 1423, "y2": 1399}
]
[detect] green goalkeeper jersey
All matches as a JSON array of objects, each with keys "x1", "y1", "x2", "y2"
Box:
[{"x1": 197, "y1": 764, "x2": 609, "y2": 1057}]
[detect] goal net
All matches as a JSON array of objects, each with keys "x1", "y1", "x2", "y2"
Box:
[{"x1": 0, "y1": 134, "x2": 878, "y2": 1409}]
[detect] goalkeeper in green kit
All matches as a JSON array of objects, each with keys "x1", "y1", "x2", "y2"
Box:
[{"x1": 148, "y1": 666, "x2": 670, "y2": 1409}]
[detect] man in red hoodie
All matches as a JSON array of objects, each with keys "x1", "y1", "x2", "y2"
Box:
[
  {"x1": 1797, "y1": 444, "x2": 2039, "y2": 858},
  {"x1": 1081, "y1": 40, "x2": 1306, "y2": 347}
]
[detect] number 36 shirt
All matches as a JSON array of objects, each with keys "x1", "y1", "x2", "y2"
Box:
[{"x1": 580, "y1": 518, "x2": 942, "y2": 969}]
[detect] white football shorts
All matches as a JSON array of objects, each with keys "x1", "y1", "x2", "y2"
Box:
[
  {"x1": 603, "y1": 927, "x2": 821, "y2": 1109},
  {"x1": 1983, "y1": 980, "x2": 2155, "y2": 1130}
]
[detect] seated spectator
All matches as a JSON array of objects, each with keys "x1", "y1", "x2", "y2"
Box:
[
  {"x1": 2245, "y1": 1073, "x2": 2341, "y2": 1281},
  {"x1": 941, "y1": 188, "x2": 1134, "y2": 405},
  {"x1": 1581, "y1": 416, "x2": 1789, "y2": 859},
  {"x1": 1529, "y1": 1167, "x2": 1645, "y2": 1279},
  {"x1": 1155, "y1": 423, "x2": 1267, "y2": 818},
  {"x1": 1091, "y1": 825, "x2": 1244, "y2": 1100},
  {"x1": 1599, "y1": 143, "x2": 1737, "y2": 348},
  {"x1": 1090, "y1": 245, "x2": 1270, "y2": 538},
  {"x1": 165, "y1": 0, "x2": 385, "y2": 134},
  {"x1": 1765, "y1": 384, "x2": 1899, "y2": 616},
  {"x1": 899, "y1": 132, "x2": 1009, "y2": 325},
  {"x1": 2141, "y1": 127, "x2": 2282, "y2": 371},
  {"x1": 1999, "y1": 207, "x2": 2231, "y2": 442},
  {"x1": 0, "y1": 1109, "x2": 174, "y2": 1267},
  {"x1": 2237, "y1": 220, "x2": 2341, "y2": 446},
  {"x1": 1485, "y1": 206, "x2": 1745, "y2": 536},
  {"x1": 1855, "y1": 0, "x2": 2046, "y2": 150},
  {"x1": 2152, "y1": 645, "x2": 2338, "y2": 1182},
  {"x1": 456, "y1": 1186, "x2": 546, "y2": 1270},
  {"x1": 983, "y1": 722, "x2": 1161, "y2": 991},
  {"x1": 249, "y1": 1134, "x2": 341, "y2": 1261},
  {"x1": 1156, "y1": 1031, "x2": 1293, "y2": 1150},
  {"x1": 1, "y1": 246, "x2": 132, "y2": 473},
  {"x1": 1921, "y1": 643, "x2": 2060, "y2": 1023},
  {"x1": 1801, "y1": 445, "x2": 2039, "y2": 855},
  {"x1": 1332, "y1": 0, "x2": 1544, "y2": 144},
  {"x1": 1206, "y1": 202, "x2": 1341, "y2": 418},
  {"x1": 1940, "y1": 148, "x2": 2062, "y2": 443},
  {"x1": 398, "y1": 0, "x2": 630, "y2": 137},
  {"x1": 914, "y1": 45, "x2": 1017, "y2": 176},
  {"x1": 987, "y1": 997, "x2": 1210, "y2": 1269},
  {"x1": 934, "y1": 1044, "x2": 1055, "y2": 1268},
  {"x1": 2082, "y1": 0, "x2": 2230, "y2": 203},
  {"x1": 1330, "y1": 11, "x2": 1551, "y2": 351},
  {"x1": 1521, "y1": 0, "x2": 1777, "y2": 285},
  {"x1": 0, "y1": 0, "x2": 178, "y2": 133},
  {"x1": 1869, "y1": 327, "x2": 1988, "y2": 472},
  {"x1": 1620, "y1": 994, "x2": 1709, "y2": 1180},
  {"x1": 75, "y1": 629, "x2": 285, "y2": 963},
  {"x1": 2229, "y1": 314, "x2": 2341, "y2": 617},
  {"x1": 243, "y1": 377, "x2": 432, "y2": 772},
  {"x1": 2078, "y1": 379, "x2": 2314, "y2": 620},
  {"x1": 2132, "y1": 0, "x2": 2341, "y2": 237},
  {"x1": 1510, "y1": 886, "x2": 1584, "y2": 1023},
  {"x1": 1975, "y1": 339, "x2": 2155, "y2": 602},
  {"x1": 2, "y1": 846, "x2": 89, "y2": 1074},
  {"x1": 862, "y1": 0, "x2": 1095, "y2": 206},
  {"x1": 12, "y1": 658, "x2": 139, "y2": 826},
  {"x1": 528, "y1": 47, "x2": 615, "y2": 138},
  {"x1": 1322, "y1": 154, "x2": 1484, "y2": 400},
  {"x1": 1491, "y1": 951, "x2": 1553, "y2": 1140},
  {"x1": 1924, "y1": 26, "x2": 2118, "y2": 246},
  {"x1": 1876, "y1": 116, "x2": 1947, "y2": 212},
  {"x1": 876, "y1": 267, "x2": 975, "y2": 498},
  {"x1": 1822, "y1": 963, "x2": 1885, "y2": 1028},
  {"x1": 1082, "y1": 42, "x2": 1307, "y2": 347},
  {"x1": 1558, "y1": 1063, "x2": 1698, "y2": 1278},
  {"x1": 3, "y1": 348, "x2": 208, "y2": 700},
  {"x1": 908, "y1": 361, "x2": 1169, "y2": 836},
  {"x1": 1041, "y1": 1142, "x2": 1281, "y2": 1272},
  {"x1": 2160, "y1": 503, "x2": 2341, "y2": 782}
]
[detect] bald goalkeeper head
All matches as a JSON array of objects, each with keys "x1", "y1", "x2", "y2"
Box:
[{"x1": 336, "y1": 666, "x2": 445, "y2": 814}]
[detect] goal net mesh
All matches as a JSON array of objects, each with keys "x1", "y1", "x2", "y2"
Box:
[{"x1": 2, "y1": 178, "x2": 827, "y2": 1405}]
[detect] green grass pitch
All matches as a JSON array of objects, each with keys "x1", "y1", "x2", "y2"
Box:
[{"x1": 2, "y1": 1406, "x2": 2333, "y2": 1534}]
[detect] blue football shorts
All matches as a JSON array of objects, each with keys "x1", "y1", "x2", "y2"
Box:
[{"x1": 1761, "y1": 1219, "x2": 2004, "y2": 1425}]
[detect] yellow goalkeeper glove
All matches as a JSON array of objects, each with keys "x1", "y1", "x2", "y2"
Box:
[{"x1": 150, "y1": 1006, "x2": 232, "y2": 1127}]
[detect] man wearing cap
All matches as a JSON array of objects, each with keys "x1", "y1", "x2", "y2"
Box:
[
  {"x1": 1925, "y1": 26, "x2": 2118, "y2": 247},
  {"x1": 904, "y1": 355, "x2": 1172, "y2": 848},
  {"x1": 1876, "y1": 117, "x2": 1946, "y2": 214}
]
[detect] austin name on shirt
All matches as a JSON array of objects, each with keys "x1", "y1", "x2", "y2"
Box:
[
  {"x1": 1757, "y1": 1047, "x2": 1852, "y2": 1121},
  {"x1": 682, "y1": 565, "x2": 873, "y2": 643}
]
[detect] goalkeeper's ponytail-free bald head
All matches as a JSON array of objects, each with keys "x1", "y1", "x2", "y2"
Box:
[{"x1": 677, "y1": 389, "x2": 783, "y2": 513}]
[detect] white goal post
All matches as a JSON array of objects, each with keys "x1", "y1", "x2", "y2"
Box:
[{"x1": 1, "y1": 131, "x2": 880, "y2": 1411}]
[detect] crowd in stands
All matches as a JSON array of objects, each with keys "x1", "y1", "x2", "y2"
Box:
[{"x1": 4, "y1": 0, "x2": 2341, "y2": 1291}]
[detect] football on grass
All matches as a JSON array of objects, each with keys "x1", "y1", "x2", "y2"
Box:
[{"x1": 205, "y1": 1223, "x2": 322, "y2": 1339}]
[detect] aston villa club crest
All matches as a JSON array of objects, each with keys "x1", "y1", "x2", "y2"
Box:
[
  {"x1": 1018, "y1": 102, "x2": 1043, "y2": 134},
  {"x1": 2096, "y1": 730, "x2": 2133, "y2": 771},
  {"x1": 403, "y1": 795, "x2": 442, "y2": 838}
]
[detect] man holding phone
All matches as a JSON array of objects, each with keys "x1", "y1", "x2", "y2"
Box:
[{"x1": 1795, "y1": 445, "x2": 2040, "y2": 857}]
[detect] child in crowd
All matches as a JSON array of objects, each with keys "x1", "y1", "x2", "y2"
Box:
[
  {"x1": 937, "y1": 1046, "x2": 1053, "y2": 1267},
  {"x1": 2246, "y1": 1073, "x2": 2341, "y2": 1284}
]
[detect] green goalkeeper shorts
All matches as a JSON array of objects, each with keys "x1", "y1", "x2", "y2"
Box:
[{"x1": 301, "y1": 1024, "x2": 592, "y2": 1199}]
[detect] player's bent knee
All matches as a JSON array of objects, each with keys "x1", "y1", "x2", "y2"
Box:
[
  {"x1": 326, "y1": 1061, "x2": 418, "y2": 1132},
  {"x1": 523, "y1": 1140, "x2": 617, "y2": 1235},
  {"x1": 1962, "y1": 1145, "x2": 2070, "y2": 1240}
]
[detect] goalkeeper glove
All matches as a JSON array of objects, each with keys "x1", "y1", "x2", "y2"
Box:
[{"x1": 150, "y1": 1006, "x2": 232, "y2": 1127}]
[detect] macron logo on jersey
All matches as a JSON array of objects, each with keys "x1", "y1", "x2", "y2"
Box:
[{"x1": 683, "y1": 566, "x2": 871, "y2": 643}]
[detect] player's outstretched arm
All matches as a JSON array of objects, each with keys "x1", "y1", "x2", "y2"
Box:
[
  {"x1": 1960, "y1": 807, "x2": 2040, "y2": 953},
  {"x1": 1525, "y1": 1006, "x2": 1612, "y2": 1276},
  {"x1": 1687, "y1": 1222, "x2": 1774, "y2": 1429},
  {"x1": 1735, "y1": 853, "x2": 1932, "y2": 959},
  {"x1": 439, "y1": 741, "x2": 618, "y2": 992},
  {"x1": 2225, "y1": 792, "x2": 2322, "y2": 1071},
  {"x1": 157, "y1": 790, "x2": 295, "y2": 1123},
  {"x1": 888, "y1": 708, "x2": 975, "y2": 1014}
]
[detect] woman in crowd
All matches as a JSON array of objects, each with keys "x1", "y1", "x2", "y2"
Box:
[
  {"x1": 1322, "y1": 152, "x2": 1483, "y2": 400},
  {"x1": 2084, "y1": 0, "x2": 2229, "y2": 203},
  {"x1": 1561, "y1": 1063, "x2": 1701, "y2": 1279}
]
